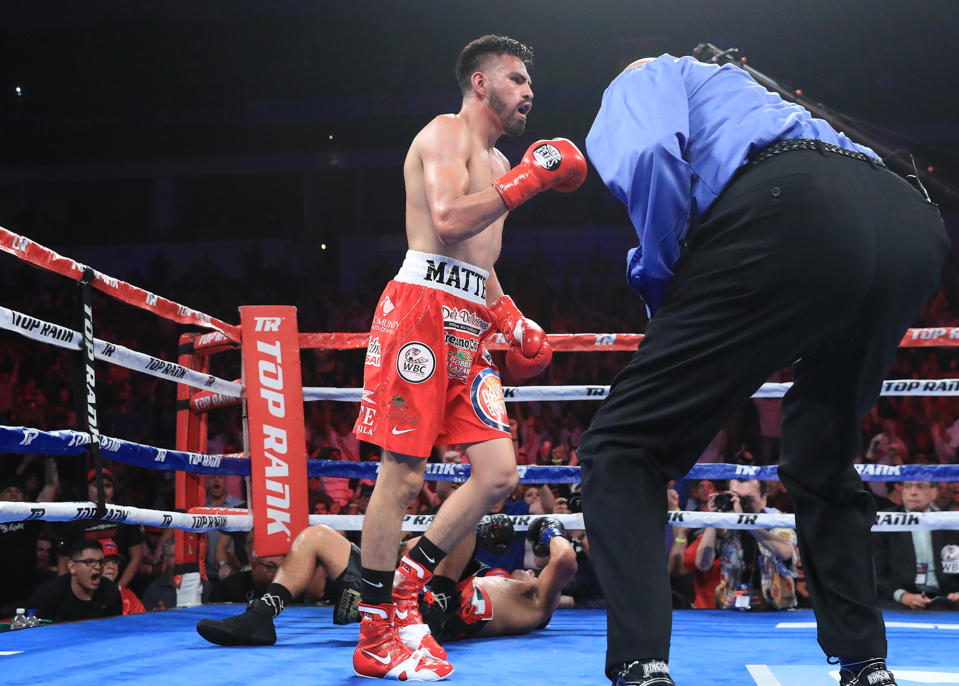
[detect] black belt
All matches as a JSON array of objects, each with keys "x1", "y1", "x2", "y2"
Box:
[{"x1": 749, "y1": 138, "x2": 884, "y2": 168}]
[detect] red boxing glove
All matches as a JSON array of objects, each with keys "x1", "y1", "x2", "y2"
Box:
[
  {"x1": 493, "y1": 138, "x2": 587, "y2": 211},
  {"x1": 490, "y1": 295, "x2": 552, "y2": 380}
]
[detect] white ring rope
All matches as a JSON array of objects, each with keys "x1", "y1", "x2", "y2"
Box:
[
  {"x1": 0, "y1": 501, "x2": 251, "y2": 532},
  {"x1": 4, "y1": 305, "x2": 955, "y2": 405},
  {"x1": 1, "y1": 503, "x2": 956, "y2": 533},
  {"x1": 0, "y1": 305, "x2": 243, "y2": 397},
  {"x1": 303, "y1": 379, "x2": 959, "y2": 403}
]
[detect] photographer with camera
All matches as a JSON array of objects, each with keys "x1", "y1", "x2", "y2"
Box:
[{"x1": 695, "y1": 479, "x2": 799, "y2": 610}]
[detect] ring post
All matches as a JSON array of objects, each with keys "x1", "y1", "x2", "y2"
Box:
[{"x1": 174, "y1": 334, "x2": 206, "y2": 606}]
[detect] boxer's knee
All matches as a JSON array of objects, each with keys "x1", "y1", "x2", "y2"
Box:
[
  {"x1": 302, "y1": 524, "x2": 335, "y2": 548},
  {"x1": 488, "y1": 468, "x2": 520, "y2": 501},
  {"x1": 469, "y1": 462, "x2": 518, "y2": 503},
  {"x1": 376, "y1": 452, "x2": 428, "y2": 505},
  {"x1": 462, "y1": 438, "x2": 518, "y2": 501}
]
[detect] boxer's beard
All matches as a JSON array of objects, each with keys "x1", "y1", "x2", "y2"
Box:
[{"x1": 489, "y1": 90, "x2": 526, "y2": 137}]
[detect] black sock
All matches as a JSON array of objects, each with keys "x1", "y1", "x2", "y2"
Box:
[
  {"x1": 257, "y1": 583, "x2": 293, "y2": 618},
  {"x1": 408, "y1": 536, "x2": 446, "y2": 573},
  {"x1": 428, "y1": 575, "x2": 457, "y2": 613},
  {"x1": 360, "y1": 567, "x2": 395, "y2": 606}
]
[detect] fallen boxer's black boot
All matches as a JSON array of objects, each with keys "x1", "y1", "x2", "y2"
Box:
[
  {"x1": 610, "y1": 660, "x2": 676, "y2": 686},
  {"x1": 196, "y1": 600, "x2": 277, "y2": 646}
]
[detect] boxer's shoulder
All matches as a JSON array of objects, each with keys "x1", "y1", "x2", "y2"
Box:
[
  {"x1": 490, "y1": 146, "x2": 510, "y2": 173},
  {"x1": 414, "y1": 114, "x2": 471, "y2": 152}
]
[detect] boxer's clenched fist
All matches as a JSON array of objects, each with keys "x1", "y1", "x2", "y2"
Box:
[
  {"x1": 490, "y1": 295, "x2": 552, "y2": 380},
  {"x1": 493, "y1": 138, "x2": 587, "y2": 211}
]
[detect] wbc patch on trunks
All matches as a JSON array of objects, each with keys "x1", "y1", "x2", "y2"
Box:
[
  {"x1": 471, "y1": 368, "x2": 509, "y2": 432},
  {"x1": 396, "y1": 342, "x2": 436, "y2": 384}
]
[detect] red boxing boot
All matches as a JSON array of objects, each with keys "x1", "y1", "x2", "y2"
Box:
[
  {"x1": 353, "y1": 602, "x2": 453, "y2": 681},
  {"x1": 393, "y1": 555, "x2": 448, "y2": 661}
]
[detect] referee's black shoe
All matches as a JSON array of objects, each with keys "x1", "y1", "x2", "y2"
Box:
[
  {"x1": 610, "y1": 660, "x2": 675, "y2": 686},
  {"x1": 838, "y1": 660, "x2": 897, "y2": 686}
]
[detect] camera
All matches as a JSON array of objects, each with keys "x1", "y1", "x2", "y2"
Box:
[
  {"x1": 713, "y1": 492, "x2": 735, "y2": 512},
  {"x1": 563, "y1": 484, "x2": 583, "y2": 514}
]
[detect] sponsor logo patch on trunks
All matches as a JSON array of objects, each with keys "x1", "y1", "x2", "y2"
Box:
[
  {"x1": 386, "y1": 395, "x2": 421, "y2": 427},
  {"x1": 372, "y1": 316, "x2": 398, "y2": 334},
  {"x1": 356, "y1": 405, "x2": 376, "y2": 437},
  {"x1": 382, "y1": 296, "x2": 395, "y2": 315},
  {"x1": 442, "y1": 305, "x2": 491, "y2": 336},
  {"x1": 444, "y1": 331, "x2": 479, "y2": 351},
  {"x1": 447, "y1": 349, "x2": 473, "y2": 383},
  {"x1": 470, "y1": 368, "x2": 509, "y2": 433},
  {"x1": 397, "y1": 342, "x2": 436, "y2": 384},
  {"x1": 365, "y1": 336, "x2": 382, "y2": 367}
]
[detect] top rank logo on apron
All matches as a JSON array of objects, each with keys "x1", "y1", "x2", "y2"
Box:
[{"x1": 470, "y1": 368, "x2": 509, "y2": 432}]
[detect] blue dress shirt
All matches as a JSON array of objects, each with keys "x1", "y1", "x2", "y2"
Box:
[{"x1": 586, "y1": 54, "x2": 879, "y2": 313}]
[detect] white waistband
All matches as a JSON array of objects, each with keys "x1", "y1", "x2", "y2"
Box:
[{"x1": 394, "y1": 251, "x2": 489, "y2": 305}]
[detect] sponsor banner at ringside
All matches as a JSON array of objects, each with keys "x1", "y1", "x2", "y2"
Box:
[{"x1": 241, "y1": 306, "x2": 309, "y2": 557}]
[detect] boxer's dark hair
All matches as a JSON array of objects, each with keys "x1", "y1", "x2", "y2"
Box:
[{"x1": 455, "y1": 34, "x2": 533, "y2": 96}]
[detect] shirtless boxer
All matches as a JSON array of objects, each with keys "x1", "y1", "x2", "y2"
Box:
[
  {"x1": 194, "y1": 516, "x2": 574, "y2": 648},
  {"x1": 421, "y1": 517, "x2": 577, "y2": 643},
  {"x1": 351, "y1": 34, "x2": 586, "y2": 680},
  {"x1": 196, "y1": 524, "x2": 366, "y2": 646},
  {"x1": 193, "y1": 515, "x2": 515, "y2": 640}
]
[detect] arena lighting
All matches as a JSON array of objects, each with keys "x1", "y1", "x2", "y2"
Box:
[{"x1": 15, "y1": 86, "x2": 22, "y2": 96}]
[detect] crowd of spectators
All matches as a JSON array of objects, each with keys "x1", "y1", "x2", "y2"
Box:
[{"x1": 2, "y1": 243, "x2": 959, "y2": 622}]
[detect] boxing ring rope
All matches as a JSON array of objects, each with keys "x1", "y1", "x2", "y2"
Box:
[
  {"x1": 2, "y1": 422, "x2": 959, "y2": 534},
  {"x1": 299, "y1": 380, "x2": 959, "y2": 402},
  {"x1": 293, "y1": 329, "x2": 959, "y2": 351},
  {"x1": 3, "y1": 224, "x2": 959, "y2": 608},
  {"x1": 2, "y1": 489, "x2": 957, "y2": 535},
  {"x1": 4, "y1": 306, "x2": 956, "y2": 404},
  {"x1": 3, "y1": 425, "x2": 959, "y2": 484},
  {"x1": 0, "y1": 227, "x2": 239, "y2": 340},
  {"x1": 0, "y1": 305, "x2": 243, "y2": 396}
]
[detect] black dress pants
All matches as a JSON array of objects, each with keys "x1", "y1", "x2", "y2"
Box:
[{"x1": 578, "y1": 148, "x2": 950, "y2": 674}]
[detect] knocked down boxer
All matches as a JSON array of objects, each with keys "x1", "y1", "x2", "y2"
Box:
[
  {"x1": 195, "y1": 515, "x2": 575, "y2": 647},
  {"x1": 420, "y1": 516, "x2": 577, "y2": 642}
]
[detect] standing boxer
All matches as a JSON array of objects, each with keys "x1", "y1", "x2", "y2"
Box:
[
  {"x1": 350, "y1": 34, "x2": 587, "y2": 681},
  {"x1": 579, "y1": 55, "x2": 949, "y2": 686}
]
